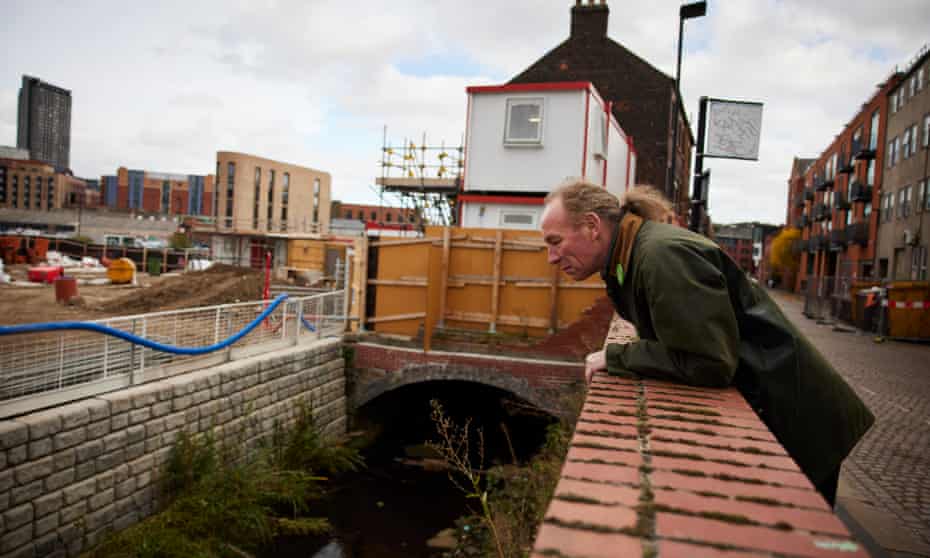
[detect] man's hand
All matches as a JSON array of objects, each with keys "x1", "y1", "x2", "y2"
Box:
[{"x1": 585, "y1": 350, "x2": 607, "y2": 384}]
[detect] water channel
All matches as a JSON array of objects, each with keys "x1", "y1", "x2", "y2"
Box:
[{"x1": 263, "y1": 380, "x2": 557, "y2": 558}]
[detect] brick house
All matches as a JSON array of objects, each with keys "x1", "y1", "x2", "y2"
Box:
[{"x1": 508, "y1": 0, "x2": 694, "y2": 220}]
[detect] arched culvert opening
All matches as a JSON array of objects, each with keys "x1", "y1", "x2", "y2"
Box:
[
  {"x1": 354, "y1": 379, "x2": 560, "y2": 467},
  {"x1": 272, "y1": 380, "x2": 560, "y2": 558}
]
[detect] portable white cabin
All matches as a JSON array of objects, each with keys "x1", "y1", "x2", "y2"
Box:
[{"x1": 460, "y1": 81, "x2": 636, "y2": 229}]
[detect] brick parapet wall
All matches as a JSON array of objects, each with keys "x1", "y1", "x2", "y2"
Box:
[
  {"x1": 0, "y1": 339, "x2": 346, "y2": 558},
  {"x1": 532, "y1": 372, "x2": 870, "y2": 558}
]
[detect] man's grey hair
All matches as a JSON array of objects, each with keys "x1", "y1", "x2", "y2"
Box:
[{"x1": 545, "y1": 179, "x2": 673, "y2": 224}]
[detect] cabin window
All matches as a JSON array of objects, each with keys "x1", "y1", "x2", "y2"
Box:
[
  {"x1": 500, "y1": 212, "x2": 535, "y2": 226},
  {"x1": 504, "y1": 98, "x2": 543, "y2": 144}
]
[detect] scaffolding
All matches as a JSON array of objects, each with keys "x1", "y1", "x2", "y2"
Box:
[{"x1": 375, "y1": 127, "x2": 463, "y2": 227}]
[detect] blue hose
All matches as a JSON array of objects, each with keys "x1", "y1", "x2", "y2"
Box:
[
  {"x1": 0, "y1": 294, "x2": 289, "y2": 356},
  {"x1": 300, "y1": 316, "x2": 317, "y2": 332}
]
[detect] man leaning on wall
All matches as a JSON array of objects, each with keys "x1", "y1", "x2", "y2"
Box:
[{"x1": 539, "y1": 179, "x2": 874, "y2": 508}]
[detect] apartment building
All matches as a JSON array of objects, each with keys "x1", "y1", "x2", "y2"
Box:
[
  {"x1": 792, "y1": 72, "x2": 901, "y2": 297},
  {"x1": 0, "y1": 158, "x2": 85, "y2": 211},
  {"x1": 213, "y1": 152, "x2": 331, "y2": 235},
  {"x1": 101, "y1": 168, "x2": 214, "y2": 216},
  {"x1": 715, "y1": 223, "x2": 754, "y2": 273},
  {"x1": 876, "y1": 47, "x2": 930, "y2": 280},
  {"x1": 17, "y1": 75, "x2": 71, "y2": 171}
]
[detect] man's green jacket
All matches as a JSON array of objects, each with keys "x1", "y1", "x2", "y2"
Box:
[{"x1": 603, "y1": 219, "x2": 874, "y2": 488}]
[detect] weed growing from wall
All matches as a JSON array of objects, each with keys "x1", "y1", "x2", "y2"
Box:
[{"x1": 86, "y1": 400, "x2": 361, "y2": 558}]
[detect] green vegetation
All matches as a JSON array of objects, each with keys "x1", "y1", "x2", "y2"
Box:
[
  {"x1": 168, "y1": 232, "x2": 192, "y2": 250},
  {"x1": 85, "y1": 402, "x2": 362, "y2": 558},
  {"x1": 429, "y1": 400, "x2": 576, "y2": 558}
]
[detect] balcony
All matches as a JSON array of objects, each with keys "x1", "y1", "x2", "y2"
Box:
[
  {"x1": 814, "y1": 176, "x2": 827, "y2": 192},
  {"x1": 846, "y1": 222, "x2": 869, "y2": 246},
  {"x1": 837, "y1": 153, "x2": 855, "y2": 174},
  {"x1": 830, "y1": 229, "x2": 847, "y2": 251},
  {"x1": 799, "y1": 214, "x2": 810, "y2": 228},
  {"x1": 814, "y1": 203, "x2": 831, "y2": 221},
  {"x1": 804, "y1": 188, "x2": 815, "y2": 201},
  {"x1": 834, "y1": 192, "x2": 850, "y2": 211},
  {"x1": 852, "y1": 138, "x2": 876, "y2": 161},
  {"x1": 849, "y1": 181, "x2": 873, "y2": 202}
]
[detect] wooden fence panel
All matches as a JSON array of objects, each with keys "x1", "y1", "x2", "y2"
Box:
[{"x1": 366, "y1": 226, "x2": 605, "y2": 342}]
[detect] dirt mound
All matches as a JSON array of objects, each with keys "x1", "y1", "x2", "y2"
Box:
[{"x1": 97, "y1": 264, "x2": 264, "y2": 315}]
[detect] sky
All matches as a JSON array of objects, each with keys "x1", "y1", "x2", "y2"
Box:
[{"x1": 1, "y1": 0, "x2": 928, "y2": 225}]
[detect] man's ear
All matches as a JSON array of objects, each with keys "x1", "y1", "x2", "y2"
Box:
[{"x1": 582, "y1": 212, "x2": 601, "y2": 239}]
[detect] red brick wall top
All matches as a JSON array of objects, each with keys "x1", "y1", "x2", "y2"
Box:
[{"x1": 532, "y1": 372, "x2": 869, "y2": 557}]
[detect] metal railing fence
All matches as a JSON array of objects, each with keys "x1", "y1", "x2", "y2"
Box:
[{"x1": 0, "y1": 289, "x2": 346, "y2": 419}]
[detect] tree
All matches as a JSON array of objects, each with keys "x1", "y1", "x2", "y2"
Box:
[{"x1": 768, "y1": 227, "x2": 801, "y2": 273}]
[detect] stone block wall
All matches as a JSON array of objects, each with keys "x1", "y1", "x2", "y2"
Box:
[{"x1": 0, "y1": 338, "x2": 345, "y2": 558}]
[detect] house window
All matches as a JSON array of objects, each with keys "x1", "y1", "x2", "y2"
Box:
[
  {"x1": 253, "y1": 167, "x2": 261, "y2": 229},
  {"x1": 912, "y1": 123, "x2": 920, "y2": 154},
  {"x1": 903, "y1": 127, "x2": 912, "y2": 159},
  {"x1": 891, "y1": 90, "x2": 898, "y2": 113},
  {"x1": 904, "y1": 185, "x2": 912, "y2": 217},
  {"x1": 910, "y1": 75, "x2": 918, "y2": 98},
  {"x1": 919, "y1": 68, "x2": 926, "y2": 91},
  {"x1": 887, "y1": 138, "x2": 896, "y2": 168},
  {"x1": 893, "y1": 136, "x2": 900, "y2": 165},
  {"x1": 267, "y1": 170, "x2": 275, "y2": 231},
  {"x1": 281, "y1": 172, "x2": 289, "y2": 230},
  {"x1": 501, "y1": 212, "x2": 535, "y2": 226},
  {"x1": 344, "y1": 210, "x2": 352, "y2": 219},
  {"x1": 504, "y1": 98, "x2": 543, "y2": 144},
  {"x1": 870, "y1": 111, "x2": 880, "y2": 150},
  {"x1": 386, "y1": 213, "x2": 392, "y2": 222},
  {"x1": 313, "y1": 178, "x2": 320, "y2": 224},
  {"x1": 918, "y1": 179, "x2": 927, "y2": 212},
  {"x1": 923, "y1": 114, "x2": 930, "y2": 148},
  {"x1": 913, "y1": 246, "x2": 928, "y2": 281}
]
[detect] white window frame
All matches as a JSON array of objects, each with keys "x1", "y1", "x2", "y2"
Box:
[{"x1": 503, "y1": 97, "x2": 544, "y2": 145}]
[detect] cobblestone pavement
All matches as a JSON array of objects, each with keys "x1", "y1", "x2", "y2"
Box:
[{"x1": 769, "y1": 290, "x2": 930, "y2": 555}]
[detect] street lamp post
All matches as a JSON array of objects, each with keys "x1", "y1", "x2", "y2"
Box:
[{"x1": 667, "y1": 1, "x2": 707, "y2": 216}]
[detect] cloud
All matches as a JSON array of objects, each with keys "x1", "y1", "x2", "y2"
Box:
[{"x1": 2, "y1": 0, "x2": 927, "y2": 224}]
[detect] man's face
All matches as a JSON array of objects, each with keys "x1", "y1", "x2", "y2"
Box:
[{"x1": 540, "y1": 198, "x2": 605, "y2": 281}]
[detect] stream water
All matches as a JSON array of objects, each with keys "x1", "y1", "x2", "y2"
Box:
[{"x1": 262, "y1": 380, "x2": 556, "y2": 558}]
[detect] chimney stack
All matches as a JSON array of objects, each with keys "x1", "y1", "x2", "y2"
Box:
[{"x1": 570, "y1": 0, "x2": 609, "y2": 39}]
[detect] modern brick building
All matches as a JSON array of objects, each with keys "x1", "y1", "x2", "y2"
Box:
[
  {"x1": 213, "y1": 151, "x2": 331, "y2": 235},
  {"x1": 17, "y1": 75, "x2": 72, "y2": 171},
  {"x1": 0, "y1": 158, "x2": 88, "y2": 211},
  {"x1": 336, "y1": 202, "x2": 417, "y2": 225},
  {"x1": 508, "y1": 0, "x2": 693, "y2": 220},
  {"x1": 714, "y1": 222, "x2": 754, "y2": 273},
  {"x1": 100, "y1": 167, "x2": 215, "y2": 217},
  {"x1": 876, "y1": 47, "x2": 930, "y2": 280},
  {"x1": 790, "y1": 71, "x2": 901, "y2": 302}
]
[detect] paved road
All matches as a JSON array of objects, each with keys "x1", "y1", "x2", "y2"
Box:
[{"x1": 769, "y1": 290, "x2": 930, "y2": 558}]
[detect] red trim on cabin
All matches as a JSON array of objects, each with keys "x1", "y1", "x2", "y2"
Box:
[
  {"x1": 602, "y1": 101, "x2": 611, "y2": 187},
  {"x1": 466, "y1": 81, "x2": 593, "y2": 94},
  {"x1": 458, "y1": 194, "x2": 545, "y2": 206},
  {"x1": 582, "y1": 89, "x2": 590, "y2": 178}
]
